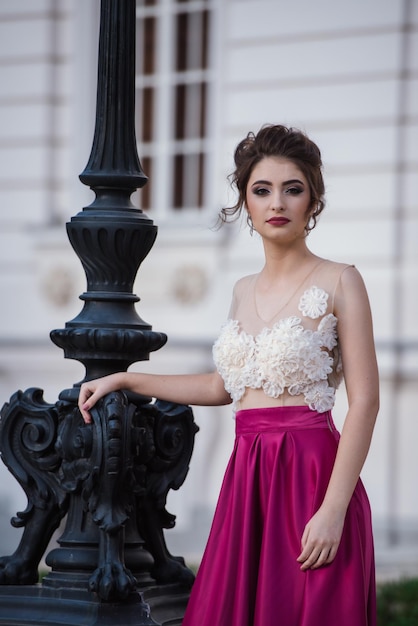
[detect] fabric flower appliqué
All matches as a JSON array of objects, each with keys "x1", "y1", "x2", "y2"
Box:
[
  {"x1": 317, "y1": 314, "x2": 338, "y2": 350},
  {"x1": 304, "y1": 381, "x2": 336, "y2": 413},
  {"x1": 212, "y1": 319, "x2": 256, "y2": 403},
  {"x1": 298, "y1": 286, "x2": 329, "y2": 319}
]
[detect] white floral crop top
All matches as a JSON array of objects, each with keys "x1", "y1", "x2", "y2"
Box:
[{"x1": 213, "y1": 263, "x2": 349, "y2": 413}]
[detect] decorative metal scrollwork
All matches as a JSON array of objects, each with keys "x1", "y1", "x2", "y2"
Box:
[
  {"x1": 0, "y1": 388, "x2": 68, "y2": 585},
  {"x1": 0, "y1": 388, "x2": 197, "y2": 601}
]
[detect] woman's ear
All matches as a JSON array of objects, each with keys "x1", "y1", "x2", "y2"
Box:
[
  {"x1": 245, "y1": 209, "x2": 254, "y2": 235},
  {"x1": 305, "y1": 203, "x2": 317, "y2": 234}
]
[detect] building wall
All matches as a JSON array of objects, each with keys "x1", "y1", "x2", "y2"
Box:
[{"x1": 0, "y1": 0, "x2": 417, "y2": 563}]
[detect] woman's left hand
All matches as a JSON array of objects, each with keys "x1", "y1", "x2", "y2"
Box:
[{"x1": 296, "y1": 506, "x2": 345, "y2": 571}]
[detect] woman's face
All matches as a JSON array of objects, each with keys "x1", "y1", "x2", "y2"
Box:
[{"x1": 245, "y1": 156, "x2": 313, "y2": 242}]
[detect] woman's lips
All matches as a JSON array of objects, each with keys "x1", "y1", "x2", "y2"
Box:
[{"x1": 267, "y1": 217, "x2": 290, "y2": 225}]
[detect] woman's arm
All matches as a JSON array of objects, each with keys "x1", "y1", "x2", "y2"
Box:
[
  {"x1": 297, "y1": 266, "x2": 379, "y2": 570},
  {"x1": 78, "y1": 283, "x2": 241, "y2": 424},
  {"x1": 78, "y1": 370, "x2": 232, "y2": 424}
]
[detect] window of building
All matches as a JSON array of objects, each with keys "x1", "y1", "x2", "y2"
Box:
[{"x1": 135, "y1": 0, "x2": 214, "y2": 217}]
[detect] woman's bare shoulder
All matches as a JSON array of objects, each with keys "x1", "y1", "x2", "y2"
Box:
[
  {"x1": 316, "y1": 258, "x2": 358, "y2": 282},
  {"x1": 232, "y1": 273, "x2": 258, "y2": 295},
  {"x1": 317, "y1": 257, "x2": 354, "y2": 272}
]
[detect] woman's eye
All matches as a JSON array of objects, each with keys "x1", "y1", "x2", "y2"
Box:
[
  {"x1": 253, "y1": 187, "x2": 269, "y2": 195},
  {"x1": 286, "y1": 186, "x2": 303, "y2": 195}
]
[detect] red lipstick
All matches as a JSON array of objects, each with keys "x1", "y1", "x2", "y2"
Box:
[{"x1": 267, "y1": 217, "x2": 290, "y2": 225}]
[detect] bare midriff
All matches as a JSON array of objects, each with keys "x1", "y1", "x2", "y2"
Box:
[{"x1": 236, "y1": 387, "x2": 308, "y2": 411}]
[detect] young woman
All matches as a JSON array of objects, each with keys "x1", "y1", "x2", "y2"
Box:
[{"x1": 79, "y1": 125, "x2": 379, "y2": 626}]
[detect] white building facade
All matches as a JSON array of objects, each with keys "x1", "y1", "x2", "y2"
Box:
[{"x1": 0, "y1": 0, "x2": 417, "y2": 573}]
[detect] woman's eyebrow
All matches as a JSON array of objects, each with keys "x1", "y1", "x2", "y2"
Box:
[
  {"x1": 251, "y1": 178, "x2": 304, "y2": 186},
  {"x1": 282, "y1": 178, "x2": 304, "y2": 186},
  {"x1": 251, "y1": 179, "x2": 272, "y2": 186}
]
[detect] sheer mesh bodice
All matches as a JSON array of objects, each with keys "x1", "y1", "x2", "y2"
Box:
[{"x1": 213, "y1": 261, "x2": 352, "y2": 413}]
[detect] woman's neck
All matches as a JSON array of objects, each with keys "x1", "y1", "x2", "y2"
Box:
[{"x1": 260, "y1": 240, "x2": 317, "y2": 282}]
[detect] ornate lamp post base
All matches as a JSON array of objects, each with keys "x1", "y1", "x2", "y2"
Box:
[
  {"x1": 0, "y1": 585, "x2": 190, "y2": 625},
  {"x1": 0, "y1": 389, "x2": 196, "y2": 625},
  {"x1": 0, "y1": 584, "x2": 194, "y2": 626},
  {"x1": 0, "y1": 587, "x2": 158, "y2": 626}
]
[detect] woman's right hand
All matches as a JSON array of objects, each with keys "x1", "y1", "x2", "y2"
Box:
[{"x1": 78, "y1": 373, "x2": 126, "y2": 424}]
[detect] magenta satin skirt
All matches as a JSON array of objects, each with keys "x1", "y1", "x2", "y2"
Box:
[{"x1": 182, "y1": 406, "x2": 376, "y2": 626}]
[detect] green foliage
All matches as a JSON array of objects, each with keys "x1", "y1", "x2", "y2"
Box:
[{"x1": 377, "y1": 578, "x2": 418, "y2": 626}]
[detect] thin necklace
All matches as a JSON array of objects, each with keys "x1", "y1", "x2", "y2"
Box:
[{"x1": 253, "y1": 259, "x2": 324, "y2": 324}]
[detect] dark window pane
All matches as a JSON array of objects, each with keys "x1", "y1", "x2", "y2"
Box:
[
  {"x1": 136, "y1": 16, "x2": 156, "y2": 75},
  {"x1": 142, "y1": 87, "x2": 154, "y2": 142},
  {"x1": 135, "y1": 89, "x2": 142, "y2": 140},
  {"x1": 140, "y1": 156, "x2": 152, "y2": 211},
  {"x1": 175, "y1": 10, "x2": 210, "y2": 72},
  {"x1": 135, "y1": 21, "x2": 142, "y2": 72},
  {"x1": 174, "y1": 84, "x2": 186, "y2": 140},
  {"x1": 201, "y1": 10, "x2": 209, "y2": 70},
  {"x1": 143, "y1": 17, "x2": 156, "y2": 75},
  {"x1": 173, "y1": 155, "x2": 184, "y2": 209},
  {"x1": 176, "y1": 13, "x2": 188, "y2": 72},
  {"x1": 198, "y1": 152, "x2": 204, "y2": 208},
  {"x1": 174, "y1": 82, "x2": 207, "y2": 140},
  {"x1": 135, "y1": 87, "x2": 154, "y2": 143},
  {"x1": 199, "y1": 82, "x2": 207, "y2": 138},
  {"x1": 172, "y1": 153, "x2": 205, "y2": 210}
]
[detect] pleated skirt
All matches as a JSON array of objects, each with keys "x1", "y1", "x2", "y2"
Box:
[{"x1": 182, "y1": 406, "x2": 376, "y2": 626}]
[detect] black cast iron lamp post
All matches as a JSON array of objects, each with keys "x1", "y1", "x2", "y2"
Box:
[{"x1": 0, "y1": 1, "x2": 197, "y2": 624}]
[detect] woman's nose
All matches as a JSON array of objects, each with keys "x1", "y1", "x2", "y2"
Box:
[{"x1": 270, "y1": 193, "x2": 284, "y2": 211}]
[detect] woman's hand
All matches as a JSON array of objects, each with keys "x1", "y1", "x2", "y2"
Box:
[
  {"x1": 78, "y1": 373, "x2": 126, "y2": 424},
  {"x1": 296, "y1": 505, "x2": 345, "y2": 571}
]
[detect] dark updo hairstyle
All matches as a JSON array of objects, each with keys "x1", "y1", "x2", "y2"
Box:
[{"x1": 219, "y1": 124, "x2": 325, "y2": 233}]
